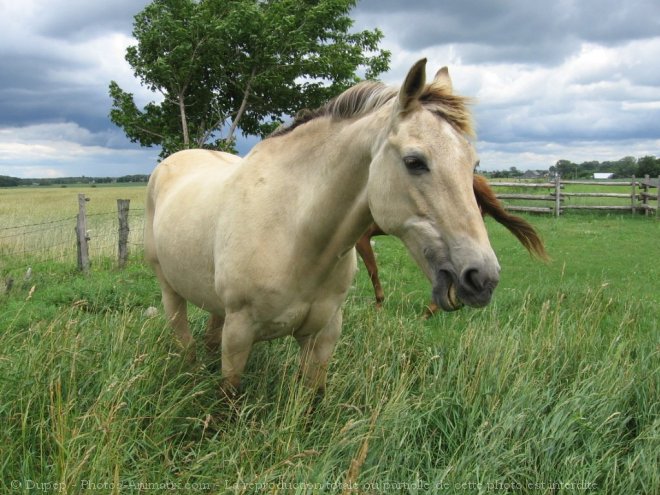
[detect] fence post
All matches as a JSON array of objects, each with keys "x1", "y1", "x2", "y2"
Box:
[
  {"x1": 554, "y1": 174, "x2": 561, "y2": 217},
  {"x1": 117, "y1": 199, "x2": 130, "y2": 268},
  {"x1": 631, "y1": 175, "x2": 636, "y2": 215},
  {"x1": 643, "y1": 175, "x2": 650, "y2": 217},
  {"x1": 657, "y1": 175, "x2": 660, "y2": 220},
  {"x1": 75, "y1": 193, "x2": 90, "y2": 273}
]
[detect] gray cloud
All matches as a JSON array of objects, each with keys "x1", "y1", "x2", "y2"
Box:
[
  {"x1": 0, "y1": 0, "x2": 658, "y2": 177},
  {"x1": 30, "y1": 0, "x2": 146, "y2": 39},
  {"x1": 356, "y1": 0, "x2": 660, "y2": 63},
  {"x1": 0, "y1": 1, "x2": 152, "y2": 133}
]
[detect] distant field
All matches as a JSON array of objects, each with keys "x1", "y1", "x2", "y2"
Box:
[
  {"x1": 1, "y1": 184, "x2": 658, "y2": 493},
  {"x1": 0, "y1": 183, "x2": 147, "y2": 225},
  {"x1": 0, "y1": 184, "x2": 147, "y2": 268}
]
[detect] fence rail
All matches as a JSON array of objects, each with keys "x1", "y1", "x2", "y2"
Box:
[{"x1": 491, "y1": 174, "x2": 660, "y2": 218}]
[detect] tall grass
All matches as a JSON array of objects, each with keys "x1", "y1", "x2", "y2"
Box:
[{"x1": 0, "y1": 193, "x2": 658, "y2": 493}]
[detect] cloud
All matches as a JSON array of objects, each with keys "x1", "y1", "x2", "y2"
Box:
[
  {"x1": 0, "y1": 0, "x2": 658, "y2": 177},
  {"x1": 0, "y1": 123, "x2": 158, "y2": 177},
  {"x1": 0, "y1": 0, "x2": 162, "y2": 178},
  {"x1": 0, "y1": 0, "x2": 154, "y2": 130}
]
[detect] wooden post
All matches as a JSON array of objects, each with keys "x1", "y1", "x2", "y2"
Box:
[
  {"x1": 643, "y1": 175, "x2": 650, "y2": 217},
  {"x1": 631, "y1": 175, "x2": 636, "y2": 215},
  {"x1": 75, "y1": 193, "x2": 90, "y2": 273},
  {"x1": 657, "y1": 175, "x2": 660, "y2": 220},
  {"x1": 554, "y1": 174, "x2": 561, "y2": 217},
  {"x1": 117, "y1": 199, "x2": 130, "y2": 268}
]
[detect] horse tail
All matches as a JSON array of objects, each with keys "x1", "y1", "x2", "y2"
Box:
[{"x1": 474, "y1": 175, "x2": 549, "y2": 261}]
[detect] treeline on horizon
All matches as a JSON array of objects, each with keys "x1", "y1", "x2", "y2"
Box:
[
  {"x1": 484, "y1": 155, "x2": 660, "y2": 179},
  {"x1": 0, "y1": 175, "x2": 150, "y2": 187}
]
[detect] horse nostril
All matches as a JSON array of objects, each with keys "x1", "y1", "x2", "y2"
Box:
[
  {"x1": 462, "y1": 268, "x2": 484, "y2": 293},
  {"x1": 458, "y1": 266, "x2": 499, "y2": 307}
]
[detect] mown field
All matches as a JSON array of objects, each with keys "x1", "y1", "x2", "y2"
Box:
[{"x1": 0, "y1": 184, "x2": 658, "y2": 494}]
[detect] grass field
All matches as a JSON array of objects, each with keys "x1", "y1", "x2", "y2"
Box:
[{"x1": 0, "y1": 185, "x2": 658, "y2": 494}]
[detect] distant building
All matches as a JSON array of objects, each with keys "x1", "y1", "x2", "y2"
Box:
[
  {"x1": 593, "y1": 173, "x2": 614, "y2": 179},
  {"x1": 522, "y1": 170, "x2": 542, "y2": 179}
]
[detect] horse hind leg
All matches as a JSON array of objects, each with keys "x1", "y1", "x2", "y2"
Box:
[
  {"x1": 153, "y1": 264, "x2": 196, "y2": 362},
  {"x1": 204, "y1": 312, "x2": 225, "y2": 355}
]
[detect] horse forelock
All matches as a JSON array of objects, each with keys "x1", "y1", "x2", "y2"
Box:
[
  {"x1": 420, "y1": 80, "x2": 475, "y2": 137},
  {"x1": 268, "y1": 77, "x2": 474, "y2": 138}
]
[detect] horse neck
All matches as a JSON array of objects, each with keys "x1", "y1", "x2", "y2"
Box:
[{"x1": 268, "y1": 109, "x2": 390, "y2": 260}]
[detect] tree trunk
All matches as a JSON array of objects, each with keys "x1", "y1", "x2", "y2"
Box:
[{"x1": 179, "y1": 93, "x2": 190, "y2": 147}]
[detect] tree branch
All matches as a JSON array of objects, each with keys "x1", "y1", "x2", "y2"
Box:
[
  {"x1": 226, "y1": 67, "x2": 257, "y2": 143},
  {"x1": 198, "y1": 113, "x2": 229, "y2": 147}
]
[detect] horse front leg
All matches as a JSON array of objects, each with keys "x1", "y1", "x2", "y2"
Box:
[
  {"x1": 296, "y1": 309, "x2": 342, "y2": 397},
  {"x1": 220, "y1": 311, "x2": 256, "y2": 397}
]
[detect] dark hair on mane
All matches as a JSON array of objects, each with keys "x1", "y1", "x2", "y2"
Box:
[{"x1": 268, "y1": 78, "x2": 474, "y2": 139}]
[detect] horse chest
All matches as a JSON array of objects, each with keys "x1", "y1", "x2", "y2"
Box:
[
  {"x1": 247, "y1": 262, "x2": 354, "y2": 342},
  {"x1": 254, "y1": 301, "x2": 311, "y2": 341}
]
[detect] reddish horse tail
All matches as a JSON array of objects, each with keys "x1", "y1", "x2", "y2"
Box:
[{"x1": 473, "y1": 175, "x2": 549, "y2": 261}]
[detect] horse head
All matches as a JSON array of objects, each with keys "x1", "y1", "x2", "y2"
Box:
[{"x1": 367, "y1": 59, "x2": 500, "y2": 311}]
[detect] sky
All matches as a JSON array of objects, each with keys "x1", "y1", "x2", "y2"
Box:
[{"x1": 1, "y1": 0, "x2": 659, "y2": 178}]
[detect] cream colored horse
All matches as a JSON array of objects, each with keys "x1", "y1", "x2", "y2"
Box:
[{"x1": 145, "y1": 59, "x2": 500, "y2": 395}]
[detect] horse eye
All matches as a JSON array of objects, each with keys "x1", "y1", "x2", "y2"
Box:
[{"x1": 403, "y1": 156, "x2": 429, "y2": 175}]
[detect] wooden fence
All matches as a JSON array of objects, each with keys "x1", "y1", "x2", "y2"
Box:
[
  {"x1": 490, "y1": 174, "x2": 660, "y2": 218},
  {"x1": 74, "y1": 193, "x2": 133, "y2": 272}
]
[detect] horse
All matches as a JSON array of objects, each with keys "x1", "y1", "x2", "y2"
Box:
[
  {"x1": 145, "y1": 59, "x2": 502, "y2": 396},
  {"x1": 356, "y1": 175, "x2": 548, "y2": 314}
]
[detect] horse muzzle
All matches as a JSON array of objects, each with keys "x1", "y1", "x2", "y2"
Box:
[{"x1": 432, "y1": 265, "x2": 500, "y2": 311}]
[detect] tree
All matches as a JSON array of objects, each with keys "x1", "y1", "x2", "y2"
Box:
[
  {"x1": 109, "y1": 0, "x2": 390, "y2": 158},
  {"x1": 552, "y1": 159, "x2": 576, "y2": 178},
  {"x1": 636, "y1": 155, "x2": 660, "y2": 177}
]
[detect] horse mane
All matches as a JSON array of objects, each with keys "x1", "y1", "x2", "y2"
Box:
[
  {"x1": 269, "y1": 78, "x2": 474, "y2": 138},
  {"x1": 473, "y1": 175, "x2": 549, "y2": 261}
]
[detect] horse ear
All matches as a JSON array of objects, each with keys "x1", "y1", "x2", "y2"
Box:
[
  {"x1": 399, "y1": 58, "x2": 427, "y2": 111},
  {"x1": 433, "y1": 66, "x2": 453, "y2": 93}
]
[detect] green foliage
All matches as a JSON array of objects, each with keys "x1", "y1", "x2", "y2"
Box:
[
  {"x1": 1, "y1": 215, "x2": 658, "y2": 492},
  {"x1": 0, "y1": 175, "x2": 21, "y2": 187},
  {"x1": 109, "y1": 0, "x2": 390, "y2": 158},
  {"x1": 549, "y1": 155, "x2": 660, "y2": 179}
]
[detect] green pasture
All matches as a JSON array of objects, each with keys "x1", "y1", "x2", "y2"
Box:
[{"x1": 0, "y1": 185, "x2": 658, "y2": 494}]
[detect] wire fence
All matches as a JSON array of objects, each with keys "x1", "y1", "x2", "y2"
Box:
[{"x1": 0, "y1": 200, "x2": 146, "y2": 280}]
